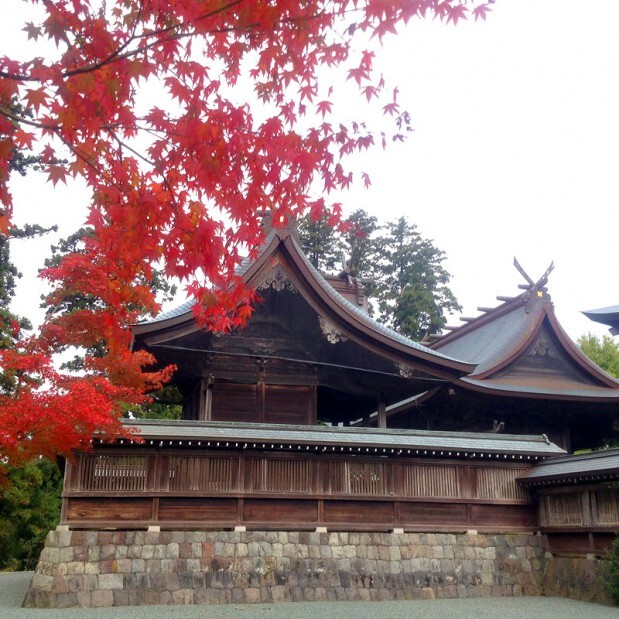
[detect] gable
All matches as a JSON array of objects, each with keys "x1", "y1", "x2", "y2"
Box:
[{"x1": 492, "y1": 321, "x2": 607, "y2": 387}]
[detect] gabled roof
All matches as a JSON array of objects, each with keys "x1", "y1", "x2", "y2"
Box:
[
  {"x1": 133, "y1": 225, "x2": 474, "y2": 379},
  {"x1": 431, "y1": 279, "x2": 619, "y2": 401}
]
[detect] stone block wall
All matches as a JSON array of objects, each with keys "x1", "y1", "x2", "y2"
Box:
[
  {"x1": 541, "y1": 555, "x2": 613, "y2": 605},
  {"x1": 24, "y1": 529, "x2": 547, "y2": 608}
]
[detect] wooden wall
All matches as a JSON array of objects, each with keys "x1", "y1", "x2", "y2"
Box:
[
  {"x1": 535, "y1": 483, "x2": 619, "y2": 555},
  {"x1": 182, "y1": 381, "x2": 317, "y2": 424},
  {"x1": 61, "y1": 448, "x2": 535, "y2": 532}
]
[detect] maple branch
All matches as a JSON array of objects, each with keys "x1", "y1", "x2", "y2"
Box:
[
  {"x1": 0, "y1": 106, "x2": 58, "y2": 132},
  {"x1": 0, "y1": 0, "x2": 338, "y2": 82},
  {"x1": 107, "y1": 129, "x2": 155, "y2": 168}
]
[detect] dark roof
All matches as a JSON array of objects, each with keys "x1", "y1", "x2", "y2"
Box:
[
  {"x1": 434, "y1": 302, "x2": 531, "y2": 375},
  {"x1": 519, "y1": 448, "x2": 619, "y2": 486},
  {"x1": 431, "y1": 283, "x2": 619, "y2": 401},
  {"x1": 133, "y1": 226, "x2": 474, "y2": 376},
  {"x1": 582, "y1": 305, "x2": 619, "y2": 331},
  {"x1": 112, "y1": 420, "x2": 565, "y2": 460}
]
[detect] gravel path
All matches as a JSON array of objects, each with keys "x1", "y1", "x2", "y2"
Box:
[{"x1": 3, "y1": 571, "x2": 618, "y2": 618}]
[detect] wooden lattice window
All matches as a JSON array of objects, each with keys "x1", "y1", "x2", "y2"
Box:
[
  {"x1": 402, "y1": 464, "x2": 459, "y2": 498},
  {"x1": 330, "y1": 461, "x2": 390, "y2": 495},
  {"x1": 79, "y1": 455, "x2": 147, "y2": 492},
  {"x1": 595, "y1": 489, "x2": 619, "y2": 525},
  {"x1": 475, "y1": 467, "x2": 530, "y2": 500},
  {"x1": 167, "y1": 456, "x2": 235, "y2": 492},
  {"x1": 251, "y1": 458, "x2": 312, "y2": 493},
  {"x1": 543, "y1": 493, "x2": 584, "y2": 526}
]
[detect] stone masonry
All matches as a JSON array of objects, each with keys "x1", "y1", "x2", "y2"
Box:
[{"x1": 24, "y1": 529, "x2": 550, "y2": 608}]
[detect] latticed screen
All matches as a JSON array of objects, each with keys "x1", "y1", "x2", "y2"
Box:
[
  {"x1": 402, "y1": 464, "x2": 459, "y2": 498},
  {"x1": 167, "y1": 457, "x2": 235, "y2": 492},
  {"x1": 79, "y1": 455, "x2": 147, "y2": 491},
  {"x1": 251, "y1": 458, "x2": 312, "y2": 493},
  {"x1": 543, "y1": 494, "x2": 584, "y2": 526},
  {"x1": 475, "y1": 467, "x2": 530, "y2": 500},
  {"x1": 330, "y1": 461, "x2": 390, "y2": 495},
  {"x1": 595, "y1": 489, "x2": 619, "y2": 525}
]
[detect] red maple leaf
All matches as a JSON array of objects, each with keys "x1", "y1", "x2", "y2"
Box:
[{"x1": 0, "y1": 0, "x2": 489, "y2": 478}]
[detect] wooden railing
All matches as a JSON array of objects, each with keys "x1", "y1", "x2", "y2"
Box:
[{"x1": 61, "y1": 448, "x2": 535, "y2": 532}]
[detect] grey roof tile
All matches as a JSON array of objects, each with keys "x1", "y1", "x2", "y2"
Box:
[
  {"x1": 519, "y1": 448, "x2": 619, "y2": 484},
  {"x1": 119, "y1": 420, "x2": 565, "y2": 458},
  {"x1": 288, "y1": 236, "x2": 464, "y2": 363},
  {"x1": 434, "y1": 303, "x2": 530, "y2": 373}
]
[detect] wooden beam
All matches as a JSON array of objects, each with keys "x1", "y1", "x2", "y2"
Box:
[{"x1": 377, "y1": 402, "x2": 386, "y2": 429}]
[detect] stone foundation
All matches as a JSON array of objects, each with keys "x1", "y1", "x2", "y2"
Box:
[
  {"x1": 541, "y1": 555, "x2": 613, "y2": 605},
  {"x1": 25, "y1": 529, "x2": 550, "y2": 608}
]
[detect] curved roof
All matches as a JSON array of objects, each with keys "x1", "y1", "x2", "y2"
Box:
[
  {"x1": 431, "y1": 284, "x2": 619, "y2": 401},
  {"x1": 134, "y1": 225, "x2": 473, "y2": 377},
  {"x1": 582, "y1": 305, "x2": 619, "y2": 331}
]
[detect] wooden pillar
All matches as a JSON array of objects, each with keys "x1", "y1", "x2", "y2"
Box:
[{"x1": 377, "y1": 401, "x2": 387, "y2": 429}]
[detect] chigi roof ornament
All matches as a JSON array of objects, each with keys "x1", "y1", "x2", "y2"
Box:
[{"x1": 513, "y1": 257, "x2": 554, "y2": 292}]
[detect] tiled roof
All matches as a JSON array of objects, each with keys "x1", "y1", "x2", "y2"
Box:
[
  {"x1": 116, "y1": 420, "x2": 565, "y2": 459},
  {"x1": 147, "y1": 299, "x2": 195, "y2": 323},
  {"x1": 433, "y1": 301, "x2": 532, "y2": 374},
  {"x1": 462, "y1": 376, "x2": 619, "y2": 399},
  {"x1": 135, "y1": 227, "x2": 468, "y2": 367},
  {"x1": 583, "y1": 305, "x2": 619, "y2": 327},
  {"x1": 519, "y1": 448, "x2": 619, "y2": 485}
]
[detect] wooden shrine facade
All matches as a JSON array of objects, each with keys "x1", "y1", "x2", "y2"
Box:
[
  {"x1": 60, "y1": 421, "x2": 564, "y2": 533},
  {"x1": 131, "y1": 225, "x2": 474, "y2": 430},
  {"x1": 519, "y1": 448, "x2": 619, "y2": 555}
]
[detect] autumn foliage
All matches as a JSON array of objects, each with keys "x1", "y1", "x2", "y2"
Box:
[{"x1": 0, "y1": 0, "x2": 490, "y2": 473}]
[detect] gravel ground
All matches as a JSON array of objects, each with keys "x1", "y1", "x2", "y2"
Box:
[{"x1": 3, "y1": 571, "x2": 618, "y2": 618}]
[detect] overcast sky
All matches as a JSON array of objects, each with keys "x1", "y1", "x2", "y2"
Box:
[{"x1": 5, "y1": 1, "x2": 619, "y2": 342}]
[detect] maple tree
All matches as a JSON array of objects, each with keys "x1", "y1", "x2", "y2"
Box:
[{"x1": 0, "y1": 0, "x2": 491, "y2": 474}]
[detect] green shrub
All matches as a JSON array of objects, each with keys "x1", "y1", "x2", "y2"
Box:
[
  {"x1": 604, "y1": 535, "x2": 619, "y2": 604},
  {"x1": 0, "y1": 459, "x2": 62, "y2": 571}
]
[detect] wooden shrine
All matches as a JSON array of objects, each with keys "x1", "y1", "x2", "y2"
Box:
[
  {"x1": 58, "y1": 227, "x2": 619, "y2": 537},
  {"x1": 386, "y1": 262, "x2": 619, "y2": 452}
]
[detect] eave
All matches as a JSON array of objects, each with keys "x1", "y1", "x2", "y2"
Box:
[
  {"x1": 519, "y1": 448, "x2": 619, "y2": 487},
  {"x1": 132, "y1": 227, "x2": 475, "y2": 381},
  {"x1": 100, "y1": 420, "x2": 566, "y2": 460}
]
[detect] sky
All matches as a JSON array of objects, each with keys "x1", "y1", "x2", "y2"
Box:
[{"x1": 5, "y1": 0, "x2": 619, "y2": 343}]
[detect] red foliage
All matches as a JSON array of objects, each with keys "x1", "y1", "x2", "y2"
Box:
[{"x1": 0, "y1": 0, "x2": 488, "y2": 470}]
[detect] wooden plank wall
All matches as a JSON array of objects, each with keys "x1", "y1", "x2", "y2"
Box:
[
  {"x1": 61, "y1": 449, "x2": 536, "y2": 532},
  {"x1": 536, "y1": 484, "x2": 619, "y2": 554}
]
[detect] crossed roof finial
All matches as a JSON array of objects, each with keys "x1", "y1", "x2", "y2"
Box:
[{"x1": 513, "y1": 257, "x2": 554, "y2": 290}]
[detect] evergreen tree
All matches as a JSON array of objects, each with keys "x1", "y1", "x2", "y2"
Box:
[
  {"x1": 343, "y1": 209, "x2": 379, "y2": 277},
  {"x1": 578, "y1": 333, "x2": 619, "y2": 378},
  {"x1": 0, "y1": 225, "x2": 56, "y2": 393},
  {"x1": 298, "y1": 211, "x2": 460, "y2": 341},
  {"x1": 297, "y1": 214, "x2": 342, "y2": 272},
  {"x1": 373, "y1": 217, "x2": 460, "y2": 340},
  {"x1": 0, "y1": 459, "x2": 62, "y2": 571}
]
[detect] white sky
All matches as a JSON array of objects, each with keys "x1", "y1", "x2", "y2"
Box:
[{"x1": 5, "y1": 0, "x2": 619, "y2": 342}]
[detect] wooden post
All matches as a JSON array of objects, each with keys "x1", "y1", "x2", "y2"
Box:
[{"x1": 378, "y1": 401, "x2": 386, "y2": 429}]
